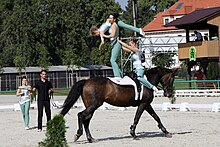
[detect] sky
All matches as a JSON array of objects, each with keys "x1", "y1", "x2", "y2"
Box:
[{"x1": 114, "y1": 0, "x2": 128, "y2": 10}]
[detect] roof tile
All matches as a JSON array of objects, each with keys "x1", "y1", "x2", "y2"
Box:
[{"x1": 143, "y1": 0, "x2": 220, "y2": 32}]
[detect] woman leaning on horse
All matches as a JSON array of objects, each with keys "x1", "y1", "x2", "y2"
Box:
[{"x1": 117, "y1": 37, "x2": 158, "y2": 92}]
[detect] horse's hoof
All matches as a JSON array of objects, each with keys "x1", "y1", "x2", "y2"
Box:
[
  {"x1": 130, "y1": 133, "x2": 137, "y2": 139},
  {"x1": 73, "y1": 134, "x2": 80, "y2": 142},
  {"x1": 133, "y1": 136, "x2": 140, "y2": 140},
  {"x1": 88, "y1": 138, "x2": 97, "y2": 143},
  {"x1": 165, "y1": 133, "x2": 172, "y2": 138}
]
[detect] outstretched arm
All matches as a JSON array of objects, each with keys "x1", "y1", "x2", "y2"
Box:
[{"x1": 117, "y1": 39, "x2": 139, "y2": 53}]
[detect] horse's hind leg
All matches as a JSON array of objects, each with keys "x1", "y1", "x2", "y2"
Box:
[
  {"x1": 145, "y1": 105, "x2": 172, "y2": 137},
  {"x1": 74, "y1": 106, "x2": 98, "y2": 142},
  {"x1": 83, "y1": 113, "x2": 96, "y2": 143}
]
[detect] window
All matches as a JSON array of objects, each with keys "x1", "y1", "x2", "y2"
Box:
[
  {"x1": 165, "y1": 18, "x2": 169, "y2": 24},
  {"x1": 176, "y1": 2, "x2": 184, "y2": 10}
]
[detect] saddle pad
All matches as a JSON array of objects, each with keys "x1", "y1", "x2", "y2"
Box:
[{"x1": 108, "y1": 76, "x2": 144, "y2": 100}]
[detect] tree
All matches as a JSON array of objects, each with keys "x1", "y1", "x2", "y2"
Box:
[
  {"x1": 123, "y1": 0, "x2": 178, "y2": 34},
  {"x1": 152, "y1": 52, "x2": 176, "y2": 67},
  {"x1": 207, "y1": 62, "x2": 220, "y2": 80},
  {"x1": 36, "y1": 43, "x2": 52, "y2": 69},
  {"x1": 0, "y1": 0, "x2": 124, "y2": 68}
]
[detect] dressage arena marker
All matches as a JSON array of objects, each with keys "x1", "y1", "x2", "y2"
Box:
[
  {"x1": 212, "y1": 103, "x2": 220, "y2": 112},
  {"x1": 162, "y1": 102, "x2": 172, "y2": 111},
  {"x1": 179, "y1": 103, "x2": 190, "y2": 112}
]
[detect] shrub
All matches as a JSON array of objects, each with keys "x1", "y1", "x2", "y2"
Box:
[{"x1": 39, "y1": 115, "x2": 68, "y2": 147}]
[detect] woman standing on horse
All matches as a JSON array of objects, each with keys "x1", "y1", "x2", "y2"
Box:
[
  {"x1": 101, "y1": 13, "x2": 122, "y2": 78},
  {"x1": 117, "y1": 38, "x2": 158, "y2": 92}
]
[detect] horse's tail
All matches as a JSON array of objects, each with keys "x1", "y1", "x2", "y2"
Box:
[{"x1": 60, "y1": 80, "x2": 87, "y2": 116}]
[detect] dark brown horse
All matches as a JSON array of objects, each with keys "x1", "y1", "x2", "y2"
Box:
[{"x1": 60, "y1": 66, "x2": 178, "y2": 142}]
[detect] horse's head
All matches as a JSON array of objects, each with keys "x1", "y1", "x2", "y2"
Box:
[
  {"x1": 145, "y1": 66, "x2": 178, "y2": 98},
  {"x1": 159, "y1": 67, "x2": 178, "y2": 97}
]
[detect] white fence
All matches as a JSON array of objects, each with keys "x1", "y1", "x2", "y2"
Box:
[
  {"x1": 155, "y1": 89, "x2": 220, "y2": 97},
  {"x1": 1, "y1": 89, "x2": 220, "y2": 112}
]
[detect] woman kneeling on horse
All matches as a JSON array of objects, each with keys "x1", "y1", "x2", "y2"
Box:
[{"x1": 117, "y1": 38, "x2": 158, "y2": 92}]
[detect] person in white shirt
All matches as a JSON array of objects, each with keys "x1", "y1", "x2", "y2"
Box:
[
  {"x1": 117, "y1": 38, "x2": 158, "y2": 92},
  {"x1": 16, "y1": 76, "x2": 32, "y2": 130},
  {"x1": 90, "y1": 13, "x2": 145, "y2": 49}
]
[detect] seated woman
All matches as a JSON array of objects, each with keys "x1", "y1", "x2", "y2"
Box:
[{"x1": 117, "y1": 38, "x2": 158, "y2": 92}]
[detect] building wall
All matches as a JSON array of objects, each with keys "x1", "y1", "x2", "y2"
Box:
[
  {"x1": 140, "y1": 29, "x2": 209, "y2": 68},
  {"x1": 0, "y1": 69, "x2": 113, "y2": 91}
]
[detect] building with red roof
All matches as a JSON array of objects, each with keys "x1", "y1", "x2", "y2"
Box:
[
  {"x1": 141, "y1": 0, "x2": 220, "y2": 68},
  {"x1": 143, "y1": 0, "x2": 220, "y2": 33}
]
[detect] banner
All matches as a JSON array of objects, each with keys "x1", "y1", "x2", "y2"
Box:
[{"x1": 189, "y1": 46, "x2": 196, "y2": 61}]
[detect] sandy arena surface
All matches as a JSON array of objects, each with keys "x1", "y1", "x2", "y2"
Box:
[{"x1": 0, "y1": 95, "x2": 220, "y2": 147}]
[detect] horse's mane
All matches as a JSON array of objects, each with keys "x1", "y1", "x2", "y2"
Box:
[{"x1": 145, "y1": 66, "x2": 172, "y2": 75}]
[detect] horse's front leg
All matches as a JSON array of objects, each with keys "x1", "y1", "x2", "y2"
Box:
[
  {"x1": 130, "y1": 104, "x2": 146, "y2": 138},
  {"x1": 145, "y1": 105, "x2": 172, "y2": 137}
]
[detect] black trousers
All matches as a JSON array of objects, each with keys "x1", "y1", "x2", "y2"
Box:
[{"x1": 37, "y1": 101, "x2": 51, "y2": 130}]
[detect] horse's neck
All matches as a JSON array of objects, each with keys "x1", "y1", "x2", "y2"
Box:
[{"x1": 147, "y1": 74, "x2": 161, "y2": 86}]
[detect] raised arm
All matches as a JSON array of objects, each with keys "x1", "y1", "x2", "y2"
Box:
[{"x1": 117, "y1": 39, "x2": 139, "y2": 53}]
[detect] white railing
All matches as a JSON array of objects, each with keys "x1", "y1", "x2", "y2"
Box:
[{"x1": 155, "y1": 89, "x2": 220, "y2": 97}]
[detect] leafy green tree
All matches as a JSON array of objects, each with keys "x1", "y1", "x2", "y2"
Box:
[
  {"x1": 90, "y1": 43, "x2": 112, "y2": 65},
  {"x1": 0, "y1": 0, "x2": 40, "y2": 68},
  {"x1": 36, "y1": 43, "x2": 52, "y2": 69},
  {"x1": 123, "y1": 0, "x2": 178, "y2": 32},
  {"x1": 0, "y1": 0, "x2": 125, "y2": 69},
  {"x1": 207, "y1": 62, "x2": 220, "y2": 80},
  {"x1": 152, "y1": 52, "x2": 176, "y2": 67}
]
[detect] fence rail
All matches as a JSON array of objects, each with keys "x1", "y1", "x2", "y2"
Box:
[{"x1": 174, "y1": 79, "x2": 220, "y2": 90}]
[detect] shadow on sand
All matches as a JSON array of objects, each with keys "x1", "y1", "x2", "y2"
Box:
[{"x1": 69, "y1": 131, "x2": 193, "y2": 145}]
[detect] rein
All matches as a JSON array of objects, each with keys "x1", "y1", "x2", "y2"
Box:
[{"x1": 49, "y1": 92, "x2": 61, "y2": 109}]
